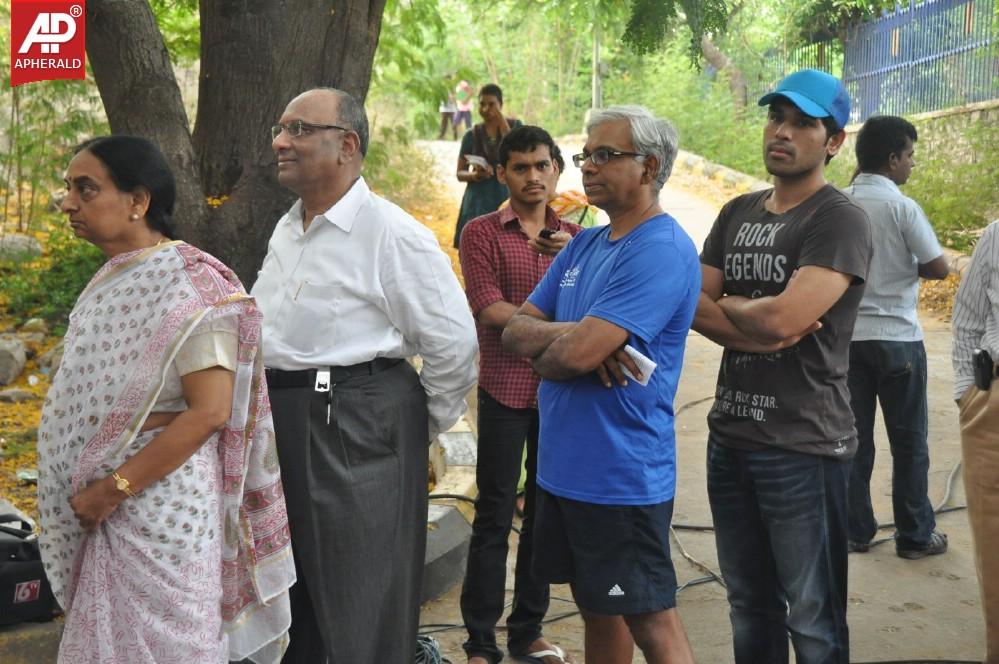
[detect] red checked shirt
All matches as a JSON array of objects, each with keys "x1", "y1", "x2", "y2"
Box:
[{"x1": 459, "y1": 205, "x2": 583, "y2": 409}]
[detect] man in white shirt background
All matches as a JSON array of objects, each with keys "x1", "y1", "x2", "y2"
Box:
[
  {"x1": 843, "y1": 115, "x2": 950, "y2": 559},
  {"x1": 952, "y1": 219, "x2": 999, "y2": 662},
  {"x1": 251, "y1": 87, "x2": 478, "y2": 663}
]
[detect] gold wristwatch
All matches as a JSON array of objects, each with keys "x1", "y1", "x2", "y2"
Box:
[{"x1": 111, "y1": 471, "x2": 137, "y2": 498}]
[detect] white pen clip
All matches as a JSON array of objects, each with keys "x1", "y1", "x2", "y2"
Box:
[{"x1": 315, "y1": 370, "x2": 331, "y2": 392}]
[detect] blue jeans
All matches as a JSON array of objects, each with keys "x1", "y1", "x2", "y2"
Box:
[
  {"x1": 847, "y1": 340, "x2": 936, "y2": 548},
  {"x1": 707, "y1": 438, "x2": 850, "y2": 664}
]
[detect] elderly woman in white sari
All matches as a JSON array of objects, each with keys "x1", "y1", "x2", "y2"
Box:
[{"x1": 37, "y1": 135, "x2": 295, "y2": 664}]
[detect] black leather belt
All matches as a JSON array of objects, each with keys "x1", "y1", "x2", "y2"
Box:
[{"x1": 265, "y1": 358, "x2": 403, "y2": 390}]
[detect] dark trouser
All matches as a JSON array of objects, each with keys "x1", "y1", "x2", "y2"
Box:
[
  {"x1": 847, "y1": 340, "x2": 936, "y2": 548},
  {"x1": 460, "y1": 389, "x2": 548, "y2": 663},
  {"x1": 269, "y1": 361, "x2": 429, "y2": 664},
  {"x1": 438, "y1": 112, "x2": 456, "y2": 139},
  {"x1": 707, "y1": 438, "x2": 850, "y2": 664}
]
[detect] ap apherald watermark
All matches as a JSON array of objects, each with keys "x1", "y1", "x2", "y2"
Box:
[{"x1": 10, "y1": 0, "x2": 87, "y2": 87}]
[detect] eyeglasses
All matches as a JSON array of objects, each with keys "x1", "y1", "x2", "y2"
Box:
[
  {"x1": 572, "y1": 148, "x2": 647, "y2": 168},
  {"x1": 271, "y1": 120, "x2": 350, "y2": 140}
]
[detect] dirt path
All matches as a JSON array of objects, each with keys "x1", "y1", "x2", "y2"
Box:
[{"x1": 418, "y1": 138, "x2": 984, "y2": 663}]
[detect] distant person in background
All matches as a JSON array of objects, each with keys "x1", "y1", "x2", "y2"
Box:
[
  {"x1": 455, "y1": 79, "x2": 475, "y2": 132},
  {"x1": 454, "y1": 83, "x2": 522, "y2": 248},
  {"x1": 439, "y1": 91, "x2": 458, "y2": 140},
  {"x1": 952, "y1": 219, "x2": 999, "y2": 664},
  {"x1": 843, "y1": 115, "x2": 949, "y2": 559}
]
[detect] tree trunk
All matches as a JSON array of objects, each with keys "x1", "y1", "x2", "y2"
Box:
[
  {"x1": 86, "y1": 0, "x2": 206, "y2": 252},
  {"x1": 86, "y1": 0, "x2": 387, "y2": 286},
  {"x1": 700, "y1": 34, "x2": 748, "y2": 110}
]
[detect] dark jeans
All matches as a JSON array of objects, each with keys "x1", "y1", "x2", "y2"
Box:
[
  {"x1": 847, "y1": 340, "x2": 936, "y2": 548},
  {"x1": 707, "y1": 438, "x2": 850, "y2": 664},
  {"x1": 460, "y1": 389, "x2": 548, "y2": 663}
]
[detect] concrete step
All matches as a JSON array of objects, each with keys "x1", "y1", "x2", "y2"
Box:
[{"x1": 422, "y1": 465, "x2": 477, "y2": 603}]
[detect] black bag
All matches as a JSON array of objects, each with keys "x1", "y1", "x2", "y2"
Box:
[{"x1": 0, "y1": 513, "x2": 57, "y2": 625}]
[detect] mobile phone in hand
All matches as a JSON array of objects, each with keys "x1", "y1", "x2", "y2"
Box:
[{"x1": 539, "y1": 228, "x2": 556, "y2": 240}]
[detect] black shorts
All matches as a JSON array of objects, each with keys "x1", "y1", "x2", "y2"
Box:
[{"x1": 532, "y1": 487, "x2": 679, "y2": 615}]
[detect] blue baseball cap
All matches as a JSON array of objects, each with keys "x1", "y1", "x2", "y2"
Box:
[{"x1": 758, "y1": 69, "x2": 851, "y2": 130}]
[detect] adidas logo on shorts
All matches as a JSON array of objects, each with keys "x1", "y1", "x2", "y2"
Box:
[{"x1": 607, "y1": 584, "x2": 625, "y2": 597}]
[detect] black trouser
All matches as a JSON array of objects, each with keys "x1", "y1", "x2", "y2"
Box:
[
  {"x1": 460, "y1": 389, "x2": 549, "y2": 663},
  {"x1": 268, "y1": 361, "x2": 429, "y2": 664},
  {"x1": 847, "y1": 340, "x2": 936, "y2": 548}
]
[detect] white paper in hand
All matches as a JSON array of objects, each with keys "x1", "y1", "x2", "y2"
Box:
[
  {"x1": 620, "y1": 344, "x2": 656, "y2": 387},
  {"x1": 465, "y1": 154, "x2": 490, "y2": 169}
]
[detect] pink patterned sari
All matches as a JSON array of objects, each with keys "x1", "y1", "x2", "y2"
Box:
[{"x1": 37, "y1": 242, "x2": 295, "y2": 663}]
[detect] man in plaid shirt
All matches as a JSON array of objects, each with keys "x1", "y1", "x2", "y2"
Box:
[{"x1": 458, "y1": 125, "x2": 582, "y2": 664}]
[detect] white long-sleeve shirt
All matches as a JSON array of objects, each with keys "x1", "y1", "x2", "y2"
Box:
[
  {"x1": 250, "y1": 177, "x2": 478, "y2": 439},
  {"x1": 952, "y1": 220, "x2": 999, "y2": 401}
]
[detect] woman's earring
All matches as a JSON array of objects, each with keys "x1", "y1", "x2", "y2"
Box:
[{"x1": 129, "y1": 213, "x2": 140, "y2": 221}]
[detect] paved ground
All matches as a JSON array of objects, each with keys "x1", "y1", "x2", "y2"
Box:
[
  {"x1": 420, "y1": 139, "x2": 984, "y2": 663},
  {"x1": 0, "y1": 142, "x2": 980, "y2": 663}
]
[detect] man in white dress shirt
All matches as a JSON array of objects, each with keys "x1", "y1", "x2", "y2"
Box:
[
  {"x1": 843, "y1": 115, "x2": 949, "y2": 559},
  {"x1": 251, "y1": 87, "x2": 478, "y2": 663}
]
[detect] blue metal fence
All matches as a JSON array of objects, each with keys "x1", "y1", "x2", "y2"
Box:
[
  {"x1": 758, "y1": 0, "x2": 997, "y2": 123},
  {"x1": 843, "y1": 0, "x2": 998, "y2": 123}
]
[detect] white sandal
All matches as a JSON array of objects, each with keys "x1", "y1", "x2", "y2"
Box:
[{"x1": 513, "y1": 644, "x2": 568, "y2": 663}]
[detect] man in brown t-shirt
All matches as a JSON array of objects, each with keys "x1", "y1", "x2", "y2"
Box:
[{"x1": 693, "y1": 69, "x2": 871, "y2": 664}]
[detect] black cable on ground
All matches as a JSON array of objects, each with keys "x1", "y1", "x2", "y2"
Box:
[
  {"x1": 429, "y1": 493, "x2": 477, "y2": 503},
  {"x1": 421, "y1": 397, "x2": 973, "y2": 655}
]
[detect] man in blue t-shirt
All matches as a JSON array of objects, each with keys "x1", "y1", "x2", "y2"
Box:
[{"x1": 503, "y1": 105, "x2": 700, "y2": 664}]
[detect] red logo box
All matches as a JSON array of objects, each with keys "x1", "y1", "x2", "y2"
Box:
[
  {"x1": 10, "y1": 0, "x2": 86, "y2": 87},
  {"x1": 13, "y1": 579, "x2": 42, "y2": 603}
]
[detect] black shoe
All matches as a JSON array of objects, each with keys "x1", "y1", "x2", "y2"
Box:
[
  {"x1": 848, "y1": 539, "x2": 871, "y2": 553},
  {"x1": 896, "y1": 531, "x2": 948, "y2": 560}
]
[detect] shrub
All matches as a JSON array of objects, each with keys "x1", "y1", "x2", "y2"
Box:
[
  {"x1": 364, "y1": 124, "x2": 446, "y2": 211},
  {"x1": 0, "y1": 226, "x2": 104, "y2": 330}
]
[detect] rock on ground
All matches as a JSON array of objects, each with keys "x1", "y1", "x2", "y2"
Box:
[
  {"x1": 0, "y1": 234, "x2": 42, "y2": 261},
  {"x1": 0, "y1": 336, "x2": 27, "y2": 386},
  {"x1": 0, "y1": 388, "x2": 35, "y2": 403}
]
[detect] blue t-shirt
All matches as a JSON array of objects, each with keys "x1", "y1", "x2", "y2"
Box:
[{"x1": 527, "y1": 214, "x2": 701, "y2": 505}]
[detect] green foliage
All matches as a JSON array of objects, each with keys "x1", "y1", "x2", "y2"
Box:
[
  {"x1": 624, "y1": 0, "x2": 729, "y2": 63},
  {"x1": 370, "y1": 0, "x2": 455, "y2": 135},
  {"x1": 603, "y1": 40, "x2": 769, "y2": 179},
  {"x1": 363, "y1": 125, "x2": 444, "y2": 210},
  {"x1": 785, "y1": 0, "x2": 896, "y2": 43},
  {"x1": 150, "y1": 0, "x2": 201, "y2": 64},
  {"x1": 0, "y1": 228, "x2": 105, "y2": 327},
  {"x1": 1, "y1": 428, "x2": 37, "y2": 458},
  {"x1": 0, "y1": 3, "x2": 108, "y2": 232}
]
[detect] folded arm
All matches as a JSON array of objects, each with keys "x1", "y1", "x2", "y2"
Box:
[
  {"x1": 502, "y1": 301, "x2": 633, "y2": 382},
  {"x1": 502, "y1": 301, "x2": 576, "y2": 359},
  {"x1": 717, "y1": 264, "x2": 851, "y2": 344},
  {"x1": 692, "y1": 265, "x2": 822, "y2": 352}
]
